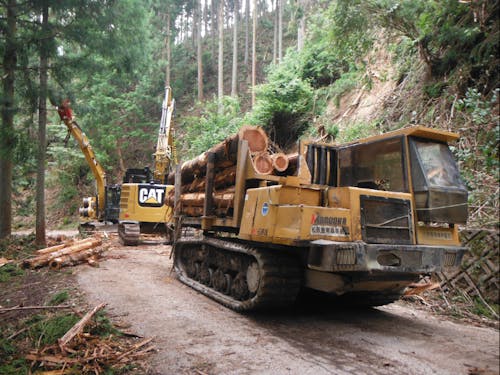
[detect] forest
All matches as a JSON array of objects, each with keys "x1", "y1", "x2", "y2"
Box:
[{"x1": 0, "y1": 0, "x2": 498, "y2": 241}]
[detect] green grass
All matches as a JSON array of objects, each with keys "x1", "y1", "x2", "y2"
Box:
[
  {"x1": 0, "y1": 359, "x2": 29, "y2": 375},
  {"x1": 0, "y1": 329, "x2": 30, "y2": 375},
  {"x1": 29, "y1": 313, "x2": 80, "y2": 347},
  {"x1": 48, "y1": 290, "x2": 70, "y2": 305},
  {"x1": 90, "y1": 310, "x2": 121, "y2": 338},
  {"x1": 0, "y1": 263, "x2": 24, "y2": 283}
]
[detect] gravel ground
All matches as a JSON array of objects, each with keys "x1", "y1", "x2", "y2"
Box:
[{"x1": 77, "y1": 245, "x2": 499, "y2": 375}]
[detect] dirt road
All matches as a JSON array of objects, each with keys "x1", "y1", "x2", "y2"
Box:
[{"x1": 77, "y1": 245, "x2": 499, "y2": 375}]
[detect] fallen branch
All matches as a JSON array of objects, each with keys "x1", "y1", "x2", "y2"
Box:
[
  {"x1": 25, "y1": 353, "x2": 78, "y2": 365},
  {"x1": 404, "y1": 281, "x2": 440, "y2": 296},
  {"x1": 0, "y1": 257, "x2": 12, "y2": 267},
  {"x1": 115, "y1": 337, "x2": 154, "y2": 361},
  {"x1": 58, "y1": 303, "x2": 106, "y2": 351},
  {"x1": 0, "y1": 305, "x2": 72, "y2": 314}
]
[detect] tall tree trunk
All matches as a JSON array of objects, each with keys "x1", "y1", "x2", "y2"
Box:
[
  {"x1": 36, "y1": 1, "x2": 49, "y2": 246},
  {"x1": 244, "y1": 0, "x2": 249, "y2": 67},
  {"x1": 165, "y1": 12, "x2": 171, "y2": 86},
  {"x1": 273, "y1": 0, "x2": 278, "y2": 64},
  {"x1": 197, "y1": 0, "x2": 203, "y2": 101},
  {"x1": 211, "y1": 0, "x2": 217, "y2": 60},
  {"x1": 231, "y1": 0, "x2": 238, "y2": 97},
  {"x1": 204, "y1": 0, "x2": 209, "y2": 36},
  {"x1": 217, "y1": 0, "x2": 224, "y2": 111},
  {"x1": 297, "y1": 0, "x2": 306, "y2": 51},
  {"x1": 0, "y1": 0, "x2": 17, "y2": 239},
  {"x1": 278, "y1": 0, "x2": 283, "y2": 62},
  {"x1": 251, "y1": 0, "x2": 256, "y2": 106}
]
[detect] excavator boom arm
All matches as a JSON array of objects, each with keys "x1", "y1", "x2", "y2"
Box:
[
  {"x1": 153, "y1": 86, "x2": 177, "y2": 183},
  {"x1": 58, "y1": 102, "x2": 107, "y2": 216}
]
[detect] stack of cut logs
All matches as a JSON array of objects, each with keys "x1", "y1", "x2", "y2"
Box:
[
  {"x1": 166, "y1": 125, "x2": 298, "y2": 217},
  {"x1": 23, "y1": 236, "x2": 109, "y2": 269}
]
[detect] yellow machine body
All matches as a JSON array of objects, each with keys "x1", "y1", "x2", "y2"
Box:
[
  {"x1": 170, "y1": 125, "x2": 468, "y2": 309},
  {"x1": 119, "y1": 183, "x2": 174, "y2": 224}
]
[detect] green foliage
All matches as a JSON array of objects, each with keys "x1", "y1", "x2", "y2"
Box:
[
  {"x1": 329, "y1": 72, "x2": 360, "y2": 108},
  {"x1": 326, "y1": 124, "x2": 340, "y2": 139},
  {"x1": 29, "y1": 313, "x2": 80, "y2": 347},
  {"x1": 456, "y1": 88, "x2": 499, "y2": 174},
  {"x1": 0, "y1": 234, "x2": 37, "y2": 257},
  {"x1": 297, "y1": 41, "x2": 348, "y2": 88},
  {"x1": 320, "y1": 0, "x2": 375, "y2": 64},
  {"x1": 0, "y1": 333, "x2": 27, "y2": 375},
  {"x1": 250, "y1": 57, "x2": 314, "y2": 147},
  {"x1": 336, "y1": 122, "x2": 378, "y2": 143},
  {"x1": 46, "y1": 125, "x2": 88, "y2": 213},
  {"x1": 424, "y1": 82, "x2": 447, "y2": 98},
  {"x1": 471, "y1": 297, "x2": 499, "y2": 320},
  {"x1": 390, "y1": 37, "x2": 418, "y2": 83},
  {"x1": 48, "y1": 290, "x2": 70, "y2": 305},
  {"x1": 457, "y1": 88, "x2": 498, "y2": 126},
  {"x1": 0, "y1": 263, "x2": 24, "y2": 283},
  {"x1": 89, "y1": 310, "x2": 121, "y2": 338},
  {"x1": 181, "y1": 97, "x2": 243, "y2": 158},
  {"x1": 0, "y1": 358, "x2": 29, "y2": 375}
]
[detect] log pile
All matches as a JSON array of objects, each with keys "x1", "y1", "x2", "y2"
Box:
[
  {"x1": 166, "y1": 126, "x2": 298, "y2": 217},
  {"x1": 23, "y1": 236, "x2": 108, "y2": 269},
  {"x1": 25, "y1": 303, "x2": 155, "y2": 374}
]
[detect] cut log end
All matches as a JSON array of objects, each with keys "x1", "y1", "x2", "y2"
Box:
[
  {"x1": 271, "y1": 153, "x2": 289, "y2": 172},
  {"x1": 253, "y1": 153, "x2": 274, "y2": 175},
  {"x1": 239, "y1": 126, "x2": 268, "y2": 153}
]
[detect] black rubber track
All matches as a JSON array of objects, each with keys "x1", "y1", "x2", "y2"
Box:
[
  {"x1": 118, "y1": 222, "x2": 140, "y2": 246},
  {"x1": 174, "y1": 237, "x2": 302, "y2": 311}
]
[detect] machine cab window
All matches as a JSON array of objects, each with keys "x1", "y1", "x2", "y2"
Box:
[
  {"x1": 409, "y1": 137, "x2": 468, "y2": 224},
  {"x1": 338, "y1": 136, "x2": 407, "y2": 192}
]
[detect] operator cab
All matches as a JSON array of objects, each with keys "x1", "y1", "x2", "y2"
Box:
[
  {"x1": 409, "y1": 138, "x2": 467, "y2": 224},
  {"x1": 307, "y1": 126, "x2": 468, "y2": 226}
]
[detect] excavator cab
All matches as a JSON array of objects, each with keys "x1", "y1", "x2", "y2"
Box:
[{"x1": 104, "y1": 185, "x2": 121, "y2": 223}]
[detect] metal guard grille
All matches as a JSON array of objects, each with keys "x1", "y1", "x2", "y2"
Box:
[{"x1": 360, "y1": 195, "x2": 413, "y2": 245}]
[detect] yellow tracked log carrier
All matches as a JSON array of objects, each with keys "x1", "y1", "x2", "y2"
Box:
[{"x1": 168, "y1": 126, "x2": 468, "y2": 311}]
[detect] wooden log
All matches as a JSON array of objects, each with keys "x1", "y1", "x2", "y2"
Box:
[
  {"x1": 271, "y1": 152, "x2": 289, "y2": 172},
  {"x1": 166, "y1": 126, "x2": 268, "y2": 184},
  {"x1": 24, "y1": 237, "x2": 102, "y2": 269},
  {"x1": 238, "y1": 125, "x2": 268, "y2": 154},
  {"x1": 58, "y1": 303, "x2": 106, "y2": 351},
  {"x1": 36, "y1": 242, "x2": 73, "y2": 255},
  {"x1": 180, "y1": 206, "x2": 231, "y2": 217},
  {"x1": 49, "y1": 245, "x2": 109, "y2": 270},
  {"x1": 275, "y1": 153, "x2": 298, "y2": 176},
  {"x1": 252, "y1": 152, "x2": 273, "y2": 175},
  {"x1": 183, "y1": 166, "x2": 237, "y2": 194},
  {"x1": 179, "y1": 191, "x2": 235, "y2": 208}
]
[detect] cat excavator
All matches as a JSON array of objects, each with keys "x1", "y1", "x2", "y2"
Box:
[
  {"x1": 118, "y1": 86, "x2": 177, "y2": 245},
  {"x1": 57, "y1": 100, "x2": 121, "y2": 227}
]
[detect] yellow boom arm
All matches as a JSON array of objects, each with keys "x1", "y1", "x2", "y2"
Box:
[
  {"x1": 59, "y1": 104, "x2": 107, "y2": 217},
  {"x1": 153, "y1": 86, "x2": 177, "y2": 183}
]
